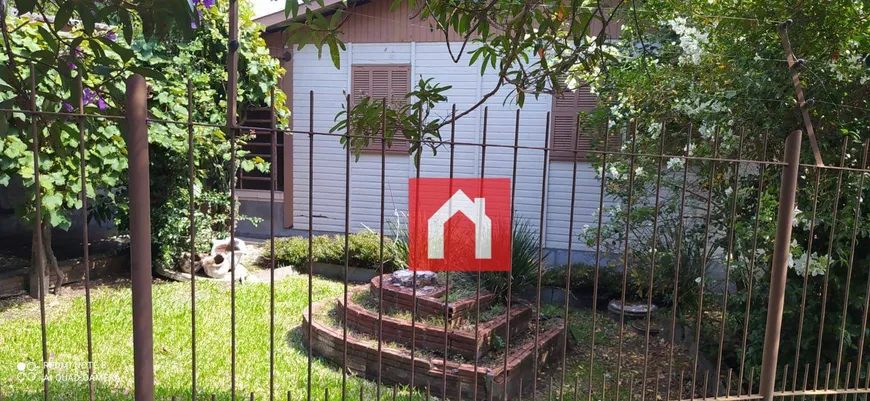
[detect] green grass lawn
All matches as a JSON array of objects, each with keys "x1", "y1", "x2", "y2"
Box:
[
  {"x1": 0, "y1": 275, "x2": 414, "y2": 401},
  {"x1": 0, "y1": 274, "x2": 696, "y2": 401}
]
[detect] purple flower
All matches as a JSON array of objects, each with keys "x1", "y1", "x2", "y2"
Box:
[
  {"x1": 83, "y1": 88, "x2": 96, "y2": 105},
  {"x1": 201, "y1": 0, "x2": 215, "y2": 9},
  {"x1": 82, "y1": 88, "x2": 107, "y2": 110},
  {"x1": 62, "y1": 47, "x2": 83, "y2": 70},
  {"x1": 62, "y1": 102, "x2": 73, "y2": 112},
  {"x1": 190, "y1": 20, "x2": 197, "y2": 29},
  {"x1": 105, "y1": 31, "x2": 117, "y2": 41}
]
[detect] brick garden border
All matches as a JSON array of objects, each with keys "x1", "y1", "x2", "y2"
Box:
[
  {"x1": 339, "y1": 288, "x2": 532, "y2": 360},
  {"x1": 302, "y1": 298, "x2": 565, "y2": 401},
  {"x1": 370, "y1": 274, "x2": 495, "y2": 325}
]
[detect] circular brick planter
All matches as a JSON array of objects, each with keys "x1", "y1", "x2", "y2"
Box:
[
  {"x1": 339, "y1": 288, "x2": 533, "y2": 360},
  {"x1": 370, "y1": 274, "x2": 496, "y2": 325},
  {"x1": 302, "y1": 298, "x2": 565, "y2": 401}
]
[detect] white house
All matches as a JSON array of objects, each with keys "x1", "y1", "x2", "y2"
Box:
[{"x1": 239, "y1": 0, "x2": 621, "y2": 264}]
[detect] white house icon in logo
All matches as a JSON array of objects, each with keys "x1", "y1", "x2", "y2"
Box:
[{"x1": 427, "y1": 189, "x2": 492, "y2": 260}]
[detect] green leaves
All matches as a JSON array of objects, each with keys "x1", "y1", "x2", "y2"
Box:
[
  {"x1": 286, "y1": 0, "x2": 300, "y2": 18},
  {"x1": 54, "y1": 5, "x2": 74, "y2": 32},
  {"x1": 129, "y1": 66, "x2": 166, "y2": 81}
]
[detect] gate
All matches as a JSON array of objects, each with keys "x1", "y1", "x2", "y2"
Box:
[{"x1": 7, "y1": 12, "x2": 870, "y2": 401}]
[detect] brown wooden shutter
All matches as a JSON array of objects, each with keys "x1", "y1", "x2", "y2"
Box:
[
  {"x1": 350, "y1": 65, "x2": 411, "y2": 153},
  {"x1": 550, "y1": 82, "x2": 598, "y2": 161}
]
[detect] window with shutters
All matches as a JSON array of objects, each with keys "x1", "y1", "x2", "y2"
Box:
[
  {"x1": 350, "y1": 65, "x2": 411, "y2": 153},
  {"x1": 550, "y1": 82, "x2": 599, "y2": 161}
]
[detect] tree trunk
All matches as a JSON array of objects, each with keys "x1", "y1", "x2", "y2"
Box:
[
  {"x1": 27, "y1": 220, "x2": 66, "y2": 298},
  {"x1": 43, "y1": 223, "x2": 66, "y2": 293},
  {"x1": 28, "y1": 226, "x2": 47, "y2": 298}
]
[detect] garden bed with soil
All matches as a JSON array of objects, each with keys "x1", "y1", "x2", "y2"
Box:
[
  {"x1": 0, "y1": 237, "x2": 129, "y2": 298},
  {"x1": 370, "y1": 273, "x2": 495, "y2": 325},
  {"x1": 343, "y1": 287, "x2": 532, "y2": 360},
  {"x1": 303, "y1": 297, "x2": 565, "y2": 400}
]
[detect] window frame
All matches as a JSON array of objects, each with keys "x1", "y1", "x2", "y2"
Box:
[{"x1": 350, "y1": 64, "x2": 412, "y2": 154}]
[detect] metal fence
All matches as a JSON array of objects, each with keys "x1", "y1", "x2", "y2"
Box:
[{"x1": 6, "y1": 10, "x2": 870, "y2": 401}]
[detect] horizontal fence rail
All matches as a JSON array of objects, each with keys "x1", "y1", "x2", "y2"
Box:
[{"x1": 4, "y1": 63, "x2": 870, "y2": 401}]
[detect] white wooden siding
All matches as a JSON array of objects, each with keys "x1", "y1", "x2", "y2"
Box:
[{"x1": 292, "y1": 42, "x2": 605, "y2": 252}]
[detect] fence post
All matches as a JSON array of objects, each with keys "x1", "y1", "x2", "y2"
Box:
[
  {"x1": 126, "y1": 73, "x2": 154, "y2": 401},
  {"x1": 759, "y1": 130, "x2": 802, "y2": 401}
]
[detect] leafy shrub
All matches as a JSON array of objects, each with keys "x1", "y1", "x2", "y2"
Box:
[
  {"x1": 477, "y1": 219, "x2": 547, "y2": 300},
  {"x1": 540, "y1": 263, "x2": 630, "y2": 300},
  {"x1": 139, "y1": 1, "x2": 288, "y2": 269},
  {"x1": 271, "y1": 232, "x2": 406, "y2": 272}
]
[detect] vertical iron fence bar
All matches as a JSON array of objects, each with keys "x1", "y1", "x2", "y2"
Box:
[
  {"x1": 443, "y1": 104, "x2": 457, "y2": 398},
  {"x1": 533, "y1": 112, "x2": 552, "y2": 398},
  {"x1": 852, "y1": 147, "x2": 870, "y2": 397},
  {"x1": 230, "y1": 102, "x2": 238, "y2": 401},
  {"x1": 738, "y1": 131, "x2": 770, "y2": 397},
  {"x1": 559, "y1": 114, "x2": 582, "y2": 401},
  {"x1": 759, "y1": 130, "x2": 803, "y2": 401},
  {"x1": 749, "y1": 367, "x2": 755, "y2": 395},
  {"x1": 308, "y1": 91, "x2": 315, "y2": 401},
  {"x1": 227, "y1": 0, "x2": 239, "y2": 396},
  {"x1": 376, "y1": 99, "x2": 387, "y2": 400},
  {"x1": 473, "y1": 107, "x2": 489, "y2": 401},
  {"x1": 78, "y1": 72, "x2": 95, "y2": 401},
  {"x1": 504, "y1": 108, "x2": 521, "y2": 400},
  {"x1": 814, "y1": 139, "x2": 849, "y2": 390},
  {"x1": 834, "y1": 140, "x2": 870, "y2": 387},
  {"x1": 30, "y1": 63, "x2": 49, "y2": 401},
  {"x1": 343, "y1": 94, "x2": 352, "y2": 401},
  {"x1": 666, "y1": 123, "x2": 693, "y2": 401},
  {"x1": 715, "y1": 129, "x2": 747, "y2": 396},
  {"x1": 187, "y1": 80, "x2": 197, "y2": 401},
  {"x1": 270, "y1": 87, "x2": 277, "y2": 401},
  {"x1": 793, "y1": 166, "x2": 822, "y2": 397},
  {"x1": 549, "y1": 377, "x2": 554, "y2": 401},
  {"x1": 822, "y1": 362, "x2": 831, "y2": 401},
  {"x1": 615, "y1": 121, "x2": 639, "y2": 401},
  {"x1": 411, "y1": 108, "x2": 423, "y2": 397},
  {"x1": 846, "y1": 365, "x2": 854, "y2": 394},
  {"x1": 127, "y1": 73, "x2": 154, "y2": 401},
  {"x1": 692, "y1": 128, "x2": 722, "y2": 398},
  {"x1": 703, "y1": 371, "x2": 709, "y2": 400},
  {"x1": 588, "y1": 122, "x2": 610, "y2": 401},
  {"x1": 641, "y1": 122, "x2": 667, "y2": 401},
  {"x1": 680, "y1": 370, "x2": 686, "y2": 400},
  {"x1": 802, "y1": 365, "x2": 810, "y2": 401},
  {"x1": 855, "y1": 240, "x2": 870, "y2": 397},
  {"x1": 726, "y1": 369, "x2": 733, "y2": 398},
  {"x1": 575, "y1": 119, "x2": 610, "y2": 401}
]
